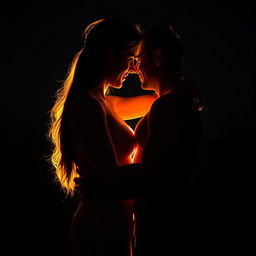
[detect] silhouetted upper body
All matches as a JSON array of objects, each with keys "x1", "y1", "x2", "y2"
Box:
[
  {"x1": 134, "y1": 77, "x2": 202, "y2": 199},
  {"x1": 70, "y1": 91, "x2": 146, "y2": 200},
  {"x1": 48, "y1": 18, "x2": 151, "y2": 256},
  {"x1": 131, "y1": 24, "x2": 203, "y2": 255}
]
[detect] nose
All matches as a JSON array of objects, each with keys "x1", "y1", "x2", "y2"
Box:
[{"x1": 128, "y1": 58, "x2": 140, "y2": 73}]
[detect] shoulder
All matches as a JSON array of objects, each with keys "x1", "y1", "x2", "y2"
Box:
[
  {"x1": 68, "y1": 93, "x2": 108, "y2": 132},
  {"x1": 71, "y1": 93, "x2": 105, "y2": 117},
  {"x1": 148, "y1": 93, "x2": 176, "y2": 121},
  {"x1": 147, "y1": 88, "x2": 196, "y2": 128},
  {"x1": 72, "y1": 92, "x2": 100, "y2": 108}
]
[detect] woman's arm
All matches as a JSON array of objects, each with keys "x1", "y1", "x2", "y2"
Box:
[
  {"x1": 75, "y1": 163, "x2": 148, "y2": 200},
  {"x1": 106, "y1": 93, "x2": 158, "y2": 120}
]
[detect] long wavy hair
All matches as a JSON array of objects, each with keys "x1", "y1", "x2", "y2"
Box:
[{"x1": 48, "y1": 18, "x2": 141, "y2": 196}]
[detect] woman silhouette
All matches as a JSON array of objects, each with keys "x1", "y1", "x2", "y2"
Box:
[{"x1": 48, "y1": 18, "x2": 156, "y2": 256}]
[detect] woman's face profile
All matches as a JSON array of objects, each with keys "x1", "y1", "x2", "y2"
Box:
[{"x1": 105, "y1": 47, "x2": 138, "y2": 89}]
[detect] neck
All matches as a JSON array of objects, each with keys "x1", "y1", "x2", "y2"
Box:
[
  {"x1": 90, "y1": 83, "x2": 107, "y2": 99},
  {"x1": 158, "y1": 72, "x2": 181, "y2": 97}
]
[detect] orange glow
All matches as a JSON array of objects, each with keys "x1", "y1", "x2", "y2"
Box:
[
  {"x1": 48, "y1": 50, "x2": 82, "y2": 195},
  {"x1": 127, "y1": 125, "x2": 135, "y2": 134},
  {"x1": 125, "y1": 125, "x2": 138, "y2": 163},
  {"x1": 129, "y1": 146, "x2": 138, "y2": 163},
  {"x1": 106, "y1": 93, "x2": 158, "y2": 121}
]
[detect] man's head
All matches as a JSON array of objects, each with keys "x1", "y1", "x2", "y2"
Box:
[{"x1": 135, "y1": 24, "x2": 184, "y2": 93}]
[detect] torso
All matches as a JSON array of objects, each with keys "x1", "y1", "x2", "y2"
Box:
[
  {"x1": 69, "y1": 93, "x2": 136, "y2": 169},
  {"x1": 133, "y1": 84, "x2": 202, "y2": 255},
  {"x1": 103, "y1": 98, "x2": 136, "y2": 166},
  {"x1": 68, "y1": 93, "x2": 136, "y2": 256},
  {"x1": 134, "y1": 80, "x2": 202, "y2": 164}
]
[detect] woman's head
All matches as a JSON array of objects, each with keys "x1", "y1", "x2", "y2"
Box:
[
  {"x1": 136, "y1": 24, "x2": 184, "y2": 91},
  {"x1": 48, "y1": 18, "x2": 141, "y2": 195},
  {"x1": 77, "y1": 18, "x2": 141, "y2": 91}
]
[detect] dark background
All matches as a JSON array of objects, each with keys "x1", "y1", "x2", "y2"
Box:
[{"x1": 13, "y1": 1, "x2": 254, "y2": 255}]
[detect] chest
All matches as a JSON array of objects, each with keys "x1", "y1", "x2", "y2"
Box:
[{"x1": 105, "y1": 105, "x2": 136, "y2": 163}]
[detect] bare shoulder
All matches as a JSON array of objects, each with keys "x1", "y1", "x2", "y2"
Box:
[
  {"x1": 71, "y1": 93, "x2": 105, "y2": 118},
  {"x1": 148, "y1": 93, "x2": 176, "y2": 121}
]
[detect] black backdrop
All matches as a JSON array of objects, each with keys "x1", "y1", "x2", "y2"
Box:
[{"x1": 12, "y1": 1, "x2": 255, "y2": 255}]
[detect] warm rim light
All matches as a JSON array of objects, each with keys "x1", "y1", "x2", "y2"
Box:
[
  {"x1": 125, "y1": 125, "x2": 137, "y2": 163},
  {"x1": 129, "y1": 146, "x2": 138, "y2": 163}
]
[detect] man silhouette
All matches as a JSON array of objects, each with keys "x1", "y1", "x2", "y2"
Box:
[{"x1": 132, "y1": 24, "x2": 203, "y2": 255}]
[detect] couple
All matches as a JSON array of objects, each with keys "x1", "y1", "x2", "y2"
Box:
[{"x1": 48, "y1": 18, "x2": 202, "y2": 256}]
